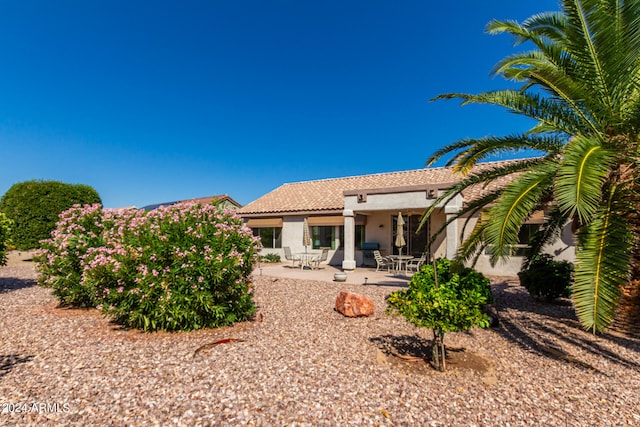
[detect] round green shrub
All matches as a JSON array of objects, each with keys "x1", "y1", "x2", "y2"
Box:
[
  {"x1": 518, "y1": 254, "x2": 573, "y2": 301},
  {"x1": 387, "y1": 258, "x2": 494, "y2": 333},
  {"x1": 0, "y1": 212, "x2": 13, "y2": 266},
  {"x1": 0, "y1": 180, "x2": 102, "y2": 250}
]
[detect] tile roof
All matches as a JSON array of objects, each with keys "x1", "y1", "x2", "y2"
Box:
[
  {"x1": 142, "y1": 194, "x2": 241, "y2": 211},
  {"x1": 238, "y1": 159, "x2": 526, "y2": 216}
]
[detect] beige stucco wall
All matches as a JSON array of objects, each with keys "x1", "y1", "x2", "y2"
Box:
[
  {"x1": 361, "y1": 212, "x2": 393, "y2": 254},
  {"x1": 457, "y1": 215, "x2": 576, "y2": 277}
]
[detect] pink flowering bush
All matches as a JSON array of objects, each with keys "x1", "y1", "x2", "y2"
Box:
[
  {"x1": 37, "y1": 203, "x2": 262, "y2": 331},
  {"x1": 36, "y1": 204, "x2": 106, "y2": 306}
]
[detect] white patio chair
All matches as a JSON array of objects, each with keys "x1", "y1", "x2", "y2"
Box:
[
  {"x1": 283, "y1": 246, "x2": 301, "y2": 268},
  {"x1": 373, "y1": 250, "x2": 392, "y2": 272},
  {"x1": 406, "y1": 254, "x2": 427, "y2": 273},
  {"x1": 311, "y1": 248, "x2": 329, "y2": 270}
]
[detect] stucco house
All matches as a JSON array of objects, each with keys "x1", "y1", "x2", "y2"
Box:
[{"x1": 238, "y1": 160, "x2": 575, "y2": 276}]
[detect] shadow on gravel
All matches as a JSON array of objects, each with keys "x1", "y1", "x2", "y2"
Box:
[
  {"x1": 0, "y1": 354, "x2": 34, "y2": 378},
  {"x1": 370, "y1": 333, "x2": 431, "y2": 358},
  {"x1": 0, "y1": 276, "x2": 37, "y2": 294},
  {"x1": 362, "y1": 280, "x2": 409, "y2": 288},
  {"x1": 491, "y1": 278, "x2": 640, "y2": 371}
]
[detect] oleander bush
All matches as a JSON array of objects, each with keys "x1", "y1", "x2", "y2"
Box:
[
  {"x1": 0, "y1": 212, "x2": 13, "y2": 266},
  {"x1": 36, "y1": 204, "x2": 106, "y2": 306},
  {"x1": 518, "y1": 254, "x2": 573, "y2": 301},
  {"x1": 0, "y1": 180, "x2": 101, "y2": 250},
  {"x1": 36, "y1": 202, "x2": 262, "y2": 331},
  {"x1": 386, "y1": 258, "x2": 493, "y2": 371}
]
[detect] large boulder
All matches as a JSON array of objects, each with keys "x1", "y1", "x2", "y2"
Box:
[{"x1": 335, "y1": 291, "x2": 374, "y2": 317}]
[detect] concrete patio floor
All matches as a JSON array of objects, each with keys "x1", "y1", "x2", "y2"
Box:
[{"x1": 252, "y1": 262, "x2": 411, "y2": 287}]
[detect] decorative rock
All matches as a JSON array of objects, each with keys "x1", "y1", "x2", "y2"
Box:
[{"x1": 335, "y1": 291, "x2": 374, "y2": 317}]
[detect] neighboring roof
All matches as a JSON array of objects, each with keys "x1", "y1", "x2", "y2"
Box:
[
  {"x1": 238, "y1": 159, "x2": 525, "y2": 216},
  {"x1": 142, "y1": 194, "x2": 242, "y2": 211}
]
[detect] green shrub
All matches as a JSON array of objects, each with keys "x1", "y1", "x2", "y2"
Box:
[
  {"x1": 0, "y1": 213, "x2": 13, "y2": 266},
  {"x1": 259, "y1": 253, "x2": 281, "y2": 263},
  {"x1": 518, "y1": 254, "x2": 573, "y2": 301},
  {"x1": 386, "y1": 258, "x2": 493, "y2": 371},
  {"x1": 37, "y1": 202, "x2": 262, "y2": 332},
  {"x1": 0, "y1": 180, "x2": 102, "y2": 250}
]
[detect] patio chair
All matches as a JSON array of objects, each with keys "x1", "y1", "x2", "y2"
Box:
[
  {"x1": 373, "y1": 250, "x2": 392, "y2": 272},
  {"x1": 283, "y1": 246, "x2": 301, "y2": 268},
  {"x1": 406, "y1": 254, "x2": 427, "y2": 273},
  {"x1": 311, "y1": 248, "x2": 329, "y2": 270}
]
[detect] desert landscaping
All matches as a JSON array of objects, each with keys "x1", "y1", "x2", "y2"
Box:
[{"x1": 1, "y1": 251, "x2": 639, "y2": 426}]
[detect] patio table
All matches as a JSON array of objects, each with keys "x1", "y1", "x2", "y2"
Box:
[
  {"x1": 387, "y1": 255, "x2": 414, "y2": 274},
  {"x1": 296, "y1": 252, "x2": 320, "y2": 269}
]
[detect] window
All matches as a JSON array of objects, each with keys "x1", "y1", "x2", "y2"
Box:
[
  {"x1": 392, "y1": 215, "x2": 428, "y2": 257},
  {"x1": 515, "y1": 224, "x2": 540, "y2": 256},
  {"x1": 252, "y1": 227, "x2": 282, "y2": 249},
  {"x1": 312, "y1": 226, "x2": 335, "y2": 249},
  {"x1": 311, "y1": 224, "x2": 364, "y2": 250},
  {"x1": 484, "y1": 223, "x2": 540, "y2": 256}
]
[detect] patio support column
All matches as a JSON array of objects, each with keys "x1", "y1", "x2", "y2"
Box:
[
  {"x1": 444, "y1": 195, "x2": 462, "y2": 259},
  {"x1": 342, "y1": 209, "x2": 356, "y2": 270}
]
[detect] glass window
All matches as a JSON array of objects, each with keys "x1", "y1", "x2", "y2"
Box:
[
  {"x1": 312, "y1": 225, "x2": 363, "y2": 250},
  {"x1": 252, "y1": 227, "x2": 282, "y2": 249},
  {"x1": 312, "y1": 226, "x2": 335, "y2": 249},
  {"x1": 392, "y1": 215, "x2": 428, "y2": 257}
]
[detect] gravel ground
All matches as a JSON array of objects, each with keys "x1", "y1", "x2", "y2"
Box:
[{"x1": 1, "y1": 263, "x2": 639, "y2": 426}]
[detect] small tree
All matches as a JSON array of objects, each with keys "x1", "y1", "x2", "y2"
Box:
[
  {"x1": 0, "y1": 213, "x2": 13, "y2": 266},
  {"x1": 0, "y1": 180, "x2": 101, "y2": 250},
  {"x1": 386, "y1": 258, "x2": 493, "y2": 371}
]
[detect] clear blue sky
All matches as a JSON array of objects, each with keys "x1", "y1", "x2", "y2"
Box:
[{"x1": 0, "y1": 0, "x2": 560, "y2": 208}]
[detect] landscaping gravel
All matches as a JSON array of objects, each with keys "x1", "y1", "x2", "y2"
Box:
[{"x1": 1, "y1": 263, "x2": 639, "y2": 426}]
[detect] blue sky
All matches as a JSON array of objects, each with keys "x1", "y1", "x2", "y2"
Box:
[{"x1": 0, "y1": 1, "x2": 560, "y2": 208}]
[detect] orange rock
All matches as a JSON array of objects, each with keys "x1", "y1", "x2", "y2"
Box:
[{"x1": 335, "y1": 291, "x2": 374, "y2": 317}]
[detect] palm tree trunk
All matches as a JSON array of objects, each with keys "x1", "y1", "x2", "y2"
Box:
[{"x1": 610, "y1": 249, "x2": 640, "y2": 337}]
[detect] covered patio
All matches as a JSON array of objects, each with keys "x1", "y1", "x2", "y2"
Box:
[
  {"x1": 253, "y1": 261, "x2": 411, "y2": 287},
  {"x1": 238, "y1": 161, "x2": 575, "y2": 277}
]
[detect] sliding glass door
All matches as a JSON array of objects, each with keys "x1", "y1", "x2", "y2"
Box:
[{"x1": 392, "y1": 214, "x2": 429, "y2": 258}]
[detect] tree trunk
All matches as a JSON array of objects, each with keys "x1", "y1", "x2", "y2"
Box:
[
  {"x1": 610, "y1": 243, "x2": 640, "y2": 337},
  {"x1": 431, "y1": 329, "x2": 446, "y2": 371},
  {"x1": 610, "y1": 279, "x2": 640, "y2": 337}
]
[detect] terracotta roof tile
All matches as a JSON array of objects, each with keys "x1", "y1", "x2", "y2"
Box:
[{"x1": 238, "y1": 159, "x2": 526, "y2": 215}]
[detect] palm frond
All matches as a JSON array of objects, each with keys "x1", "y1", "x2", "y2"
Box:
[
  {"x1": 456, "y1": 216, "x2": 490, "y2": 266},
  {"x1": 574, "y1": 184, "x2": 632, "y2": 333},
  {"x1": 431, "y1": 134, "x2": 562, "y2": 174},
  {"x1": 486, "y1": 12, "x2": 567, "y2": 47},
  {"x1": 419, "y1": 158, "x2": 540, "y2": 227},
  {"x1": 433, "y1": 90, "x2": 595, "y2": 137},
  {"x1": 555, "y1": 136, "x2": 616, "y2": 223},
  {"x1": 421, "y1": 189, "x2": 504, "y2": 261},
  {"x1": 484, "y1": 164, "x2": 557, "y2": 264},
  {"x1": 522, "y1": 205, "x2": 569, "y2": 269}
]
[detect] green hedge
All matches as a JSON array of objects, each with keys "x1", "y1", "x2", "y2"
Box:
[
  {"x1": 0, "y1": 180, "x2": 101, "y2": 250},
  {"x1": 0, "y1": 213, "x2": 13, "y2": 266}
]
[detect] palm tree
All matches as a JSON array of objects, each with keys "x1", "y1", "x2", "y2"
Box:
[{"x1": 422, "y1": 0, "x2": 640, "y2": 334}]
